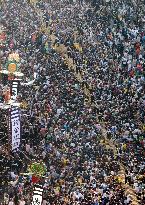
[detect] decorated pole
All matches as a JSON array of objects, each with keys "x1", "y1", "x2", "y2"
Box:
[
  {"x1": 6, "y1": 53, "x2": 22, "y2": 154},
  {"x1": 0, "y1": 51, "x2": 37, "y2": 154},
  {"x1": 28, "y1": 161, "x2": 47, "y2": 183}
]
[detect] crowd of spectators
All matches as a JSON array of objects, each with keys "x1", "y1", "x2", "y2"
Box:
[{"x1": 0, "y1": 0, "x2": 144, "y2": 204}]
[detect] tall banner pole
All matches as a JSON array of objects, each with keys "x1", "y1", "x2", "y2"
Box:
[
  {"x1": 10, "y1": 106, "x2": 21, "y2": 152},
  {"x1": 8, "y1": 107, "x2": 12, "y2": 158}
]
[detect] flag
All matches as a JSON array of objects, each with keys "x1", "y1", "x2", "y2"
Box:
[
  {"x1": 9, "y1": 106, "x2": 21, "y2": 151},
  {"x1": 31, "y1": 185, "x2": 43, "y2": 205},
  {"x1": 10, "y1": 81, "x2": 19, "y2": 101}
]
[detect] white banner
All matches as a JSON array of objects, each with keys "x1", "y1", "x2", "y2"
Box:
[
  {"x1": 10, "y1": 107, "x2": 21, "y2": 151},
  {"x1": 31, "y1": 185, "x2": 43, "y2": 205},
  {"x1": 11, "y1": 81, "x2": 19, "y2": 101}
]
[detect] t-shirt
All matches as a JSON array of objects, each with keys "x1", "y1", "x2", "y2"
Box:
[
  {"x1": 19, "y1": 200, "x2": 26, "y2": 205},
  {"x1": 8, "y1": 202, "x2": 14, "y2": 205}
]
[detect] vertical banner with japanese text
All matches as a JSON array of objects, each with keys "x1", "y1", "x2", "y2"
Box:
[
  {"x1": 9, "y1": 106, "x2": 21, "y2": 151},
  {"x1": 10, "y1": 80, "x2": 19, "y2": 101},
  {"x1": 31, "y1": 185, "x2": 43, "y2": 205}
]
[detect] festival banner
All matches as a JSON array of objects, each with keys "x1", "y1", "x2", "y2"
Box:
[
  {"x1": 31, "y1": 185, "x2": 43, "y2": 205},
  {"x1": 9, "y1": 106, "x2": 21, "y2": 151},
  {"x1": 10, "y1": 80, "x2": 19, "y2": 101}
]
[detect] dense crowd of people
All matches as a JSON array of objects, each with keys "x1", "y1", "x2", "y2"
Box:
[{"x1": 0, "y1": 0, "x2": 144, "y2": 204}]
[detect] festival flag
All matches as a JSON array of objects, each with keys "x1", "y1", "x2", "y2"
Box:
[
  {"x1": 10, "y1": 80, "x2": 19, "y2": 101},
  {"x1": 9, "y1": 106, "x2": 21, "y2": 151},
  {"x1": 31, "y1": 185, "x2": 43, "y2": 205}
]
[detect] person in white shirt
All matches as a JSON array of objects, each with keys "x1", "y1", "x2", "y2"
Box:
[
  {"x1": 19, "y1": 199, "x2": 26, "y2": 205},
  {"x1": 8, "y1": 199, "x2": 14, "y2": 205},
  {"x1": 10, "y1": 172, "x2": 16, "y2": 180},
  {"x1": 4, "y1": 193, "x2": 9, "y2": 205},
  {"x1": 42, "y1": 199, "x2": 47, "y2": 205},
  {"x1": 25, "y1": 143, "x2": 30, "y2": 153}
]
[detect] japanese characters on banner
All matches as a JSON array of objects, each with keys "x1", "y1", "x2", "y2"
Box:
[
  {"x1": 9, "y1": 106, "x2": 21, "y2": 151},
  {"x1": 31, "y1": 185, "x2": 43, "y2": 205},
  {"x1": 11, "y1": 80, "x2": 19, "y2": 101}
]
